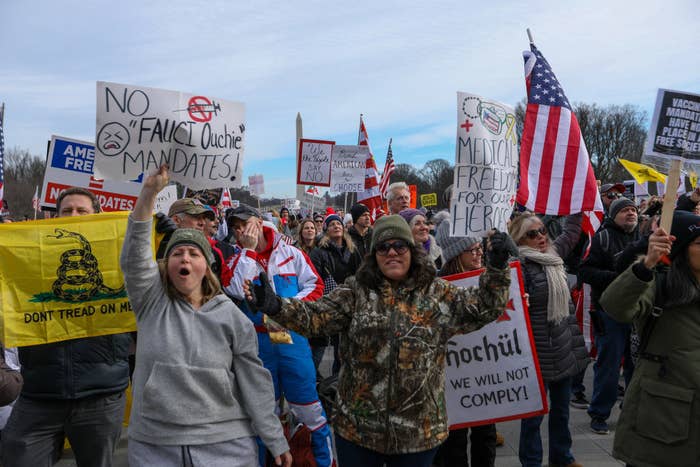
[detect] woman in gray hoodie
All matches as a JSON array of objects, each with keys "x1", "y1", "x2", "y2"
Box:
[{"x1": 121, "y1": 165, "x2": 291, "y2": 467}]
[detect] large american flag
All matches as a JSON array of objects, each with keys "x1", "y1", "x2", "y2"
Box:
[
  {"x1": 517, "y1": 44, "x2": 602, "y2": 222},
  {"x1": 356, "y1": 115, "x2": 383, "y2": 215},
  {"x1": 378, "y1": 138, "x2": 395, "y2": 199}
]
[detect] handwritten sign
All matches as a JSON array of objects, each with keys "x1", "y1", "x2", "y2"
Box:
[
  {"x1": 40, "y1": 135, "x2": 143, "y2": 212},
  {"x1": 297, "y1": 139, "x2": 334, "y2": 187},
  {"x1": 646, "y1": 89, "x2": 700, "y2": 160},
  {"x1": 249, "y1": 174, "x2": 265, "y2": 196},
  {"x1": 444, "y1": 262, "x2": 547, "y2": 428},
  {"x1": 330, "y1": 145, "x2": 367, "y2": 193},
  {"x1": 450, "y1": 92, "x2": 518, "y2": 237},
  {"x1": 420, "y1": 193, "x2": 437, "y2": 207},
  {"x1": 94, "y1": 82, "x2": 245, "y2": 189},
  {"x1": 153, "y1": 185, "x2": 178, "y2": 214}
]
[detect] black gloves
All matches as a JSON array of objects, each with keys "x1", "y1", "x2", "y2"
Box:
[
  {"x1": 155, "y1": 212, "x2": 178, "y2": 235},
  {"x1": 488, "y1": 231, "x2": 519, "y2": 269},
  {"x1": 246, "y1": 272, "x2": 282, "y2": 316}
]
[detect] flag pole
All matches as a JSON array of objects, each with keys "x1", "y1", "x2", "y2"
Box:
[{"x1": 526, "y1": 28, "x2": 534, "y2": 44}]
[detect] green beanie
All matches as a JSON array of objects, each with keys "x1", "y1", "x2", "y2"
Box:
[
  {"x1": 165, "y1": 228, "x2": 214, "y2": 264},
  {"x1": 370, "y1": 215, "x2": 415, "y2": 252}
]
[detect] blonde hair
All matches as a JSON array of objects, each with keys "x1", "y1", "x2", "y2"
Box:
[
  {"x1": 508, "y1": 211, "x2": 544, "y2": 245},
  {"x1": 158, "y1": 259, "x2": 222, "y2": 304}
]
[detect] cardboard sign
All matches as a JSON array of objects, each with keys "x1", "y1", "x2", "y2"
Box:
[
  {"x1": 450, "y1": 92, "x2": 518, "y2": 237},
  {"x1": 40, "y1": 135, "x2": 143, "y2": 212},
  {"x1": 0, "y1": 212, "x2": 143, "y2": 347},
  {"x1": 297, "y1": 139, "x2": 334, "y2": 187},
  {"x1": 95, "y1": 81, "x2": 245, "y2": 189},
  {"x1": 153, "y1": 185, "x2": 178, "y2": 214},
  {"x1": 330, "y1": 145, "x2": 367, "y2": 193},
  {"x1": 646, "y1": 89, "x2": 700, "y2": 160},
  {"x1": 420, "y1": 193, "x2": 437, "y2": 207},
  {"x1": 444, "y1": 262, "x2": 547, "y2": 428},
  {"x1": 249, "y1": 174, "x2": 265, "y2": 196}
]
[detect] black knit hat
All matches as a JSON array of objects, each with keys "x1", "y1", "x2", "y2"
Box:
[
  {"x1": 350, "y1": 203, "x2": 370, "y2": 223},
  {"x1": 609, "y1": 197, "x2": 637, "y2": 220},
  {"x1": 670, "y1": 210, "x2": 700, "y2": 260}
]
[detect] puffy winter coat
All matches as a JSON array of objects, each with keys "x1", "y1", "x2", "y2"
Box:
[
  {"x1": 272, "y1": 266, "x2": 510, "y2": 454},
  {"x1": 601, "y1": 265, "x2": 700, "y2": 467}
]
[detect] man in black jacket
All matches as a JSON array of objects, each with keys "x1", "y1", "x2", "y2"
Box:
[
  {"x1": 579, "y1": 197, "x2": 640, "y2": 435},
  {"x1": 346, "y1": 203, "x2": 372, "y2": 259},
  {"x1": 2, "y1": 188, "x2": 130, "y2": 467}
]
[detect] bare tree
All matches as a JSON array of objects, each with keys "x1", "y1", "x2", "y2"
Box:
[{"x1": 4, "y1": 148, "x2": 46, "y2": 220}]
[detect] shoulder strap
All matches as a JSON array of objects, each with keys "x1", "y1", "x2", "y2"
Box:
[{"x1": 638, "y1": 272, "x2": 667, "y2": 374}]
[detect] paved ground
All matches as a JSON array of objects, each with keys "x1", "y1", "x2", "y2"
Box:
[{"x1": 57, "y1": 356, "x2": 622, "y2": 466}]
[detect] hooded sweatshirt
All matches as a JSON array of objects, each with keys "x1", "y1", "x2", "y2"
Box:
[{"x1": 120, "y1": 217, "x2": 288, "y2": 456}]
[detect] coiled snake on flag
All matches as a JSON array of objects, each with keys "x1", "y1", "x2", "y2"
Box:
[{"x1": 50, "y1": 228, "x2": 125, "y2": 302}]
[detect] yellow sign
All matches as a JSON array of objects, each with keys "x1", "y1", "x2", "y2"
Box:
[
  {"x1": 420, "y1": 193, "x2": 438, "y2": 207},
  {"x1": 0, "y1": 212, "x2": 149, "y2": 347}
]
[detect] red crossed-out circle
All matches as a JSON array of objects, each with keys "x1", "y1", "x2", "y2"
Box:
[{"x1": 188, "y1": 96, "x2": 213, "y2": 122}]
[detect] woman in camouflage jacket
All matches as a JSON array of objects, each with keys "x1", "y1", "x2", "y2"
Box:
[{"x1": 245, "y1": 215, "x2": 513, "y2": 466}]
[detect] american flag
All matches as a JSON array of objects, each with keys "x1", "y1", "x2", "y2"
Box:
[
  {"x1": 516, "y1": 44, "x2": 603, "y2": 220},
  {"x1": 355, "y1": 115, "x2": 383, "y2": 216},
  {"x1": 220, "y1": 187, "x2": 232, "y2": 208},
  {"x1": 0, "y1": 108, "x2": 5, "y2": 203},
  {"x1": 378, "y1": 138, "x2": 395, "y2": 199}
]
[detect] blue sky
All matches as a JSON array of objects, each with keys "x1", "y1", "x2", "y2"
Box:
[{"x1": 2, "y1": 0, "x2": 698, "y2": 198}]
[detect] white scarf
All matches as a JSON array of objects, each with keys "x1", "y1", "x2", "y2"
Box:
[{"x1": 518, "y1": 246, "x2": 570, "y2": 325}]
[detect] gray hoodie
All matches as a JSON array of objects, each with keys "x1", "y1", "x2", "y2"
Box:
[{"x1": 120, "y1": 217, "x2": 288, "y2": 456}]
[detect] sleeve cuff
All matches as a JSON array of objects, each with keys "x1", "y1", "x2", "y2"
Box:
[{"x1": 632, "y1": 261, "x2": 654, "y2": 282}]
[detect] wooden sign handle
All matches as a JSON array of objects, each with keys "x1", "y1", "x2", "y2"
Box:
[{"x1": 659, "y1": 159, "x2": 681, "y2": 233}]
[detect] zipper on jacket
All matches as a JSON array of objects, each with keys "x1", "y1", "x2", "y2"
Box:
[{"x1": 385, "y1": 290, "x2": 398, "y2": 453}]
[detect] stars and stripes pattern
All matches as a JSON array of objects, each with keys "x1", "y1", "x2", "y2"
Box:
[
  {"x1": 378, "y1": 138, "x2": 395, "y2": 199},
  {"x1": 355, "y1": 115, "x2": 383, "y2": 216},
  {"x1": 220, "y1": 187, "x2": 232, "y2": 207},
  {"x1": 0, "y1": 112, "x2": 5, "y2": 203},
  {"x1": 516, "y1": 44, "x2": 603, "y2": 220}
]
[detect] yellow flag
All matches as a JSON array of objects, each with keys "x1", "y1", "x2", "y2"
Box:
[
  {"x1": 0, "y1": 212, "x2": 151, "y2": 347},
  {"x1": 688, "y1": 172, "x2": 698, "y2": 189},
  {"x1": 618, "y1": 159, "x2": 667, "y2": 185}
]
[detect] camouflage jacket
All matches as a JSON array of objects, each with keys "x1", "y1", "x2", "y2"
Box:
[{"x1": 275, "y1": 266, "x2": 510, "y2": 454}]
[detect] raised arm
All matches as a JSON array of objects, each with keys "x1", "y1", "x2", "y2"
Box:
[{"x1": 132, "y1": 165, "x2": 170, "y2": 221}]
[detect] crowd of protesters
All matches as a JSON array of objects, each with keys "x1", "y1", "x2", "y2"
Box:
[{"x1": 1, "y1": 171, "x2": 700, "y2": 467}]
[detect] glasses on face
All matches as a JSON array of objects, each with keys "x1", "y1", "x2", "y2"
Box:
[
  {"x1": 465, "y1": 246, "x2": 484, "y2": 255},
  {"x1": 376, "y1": 240, "x2": 410, "y2": 256},
  {"x1": 606, "y1": 192, "x2": 622, "y2": 200},
  {"x1": 525, "y1": 226, "x2": 548, "y2": 240}
]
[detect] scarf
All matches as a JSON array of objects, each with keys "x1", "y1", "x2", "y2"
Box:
[{"x1": 518, "y1": 246, "x2": 570, "y2": 325}]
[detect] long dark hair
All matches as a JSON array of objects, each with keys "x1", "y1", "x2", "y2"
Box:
[
  {"x1": 356, "y1": 243, "x2": 436, "y2": 290},
  {"x1": 664, "y1": 249, "x2": 700, "y2": 307}
]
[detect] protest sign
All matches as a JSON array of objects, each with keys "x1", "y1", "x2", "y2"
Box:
[
  {"x1": 450, "y1": 93, "x2": 518, "y2": 237},
  {"x1": 40, "y1": 135, "x2": 143, "y2": 211},
  {"x1": 444, "y1": 262, "x2": 547, "y2": 428},
  {"x1": 184, "y1": 187, "x2": 223, "y2": 206},
  {"x1": 249, "y1": 174, "x2": 265, "y2": 196},
  {"x1": 0, "y1": 212, "x2": 143, "y2": 347},
  {"x1": 95, "y1": 81, "x2": 245, "y2": 189},
  {"x1": 153, "y1": 185, "x2": 178, "y2": 214},
  {"x1": 420, "y1": 193, "x2": 437, "y2": 207},
  {"x1": 330, "y1": 145, "x2": 367, "y2": 193},
  {"x1": 297, "y1": 139, "x2": 334, "y2": 187}
]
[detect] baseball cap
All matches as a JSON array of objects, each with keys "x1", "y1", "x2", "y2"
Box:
[
  {"x1": 227, "y1": 203, "x2": 262, "y2": 222},
  {"x1": 600, "y1": 183, "x2": 625, "y2": 194},
  {"x1": 169, "y1": 198, "x2": 213, "y2": 219}
]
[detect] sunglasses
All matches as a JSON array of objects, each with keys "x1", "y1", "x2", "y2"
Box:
[
  {"x1": 376, "y1": 240, "x2": 410, "y2": 256},
  {"x1": 525, "y1": 227, "x2": 548, "y2": 240},
  {"x1": 605, "y1": 192, "x2": 622, "y2": 200}
]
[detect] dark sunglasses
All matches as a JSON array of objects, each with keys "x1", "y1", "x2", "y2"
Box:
[
  {"x1": 376, "y1": 240, "x2": 410, "y2": 256},
  {"x1": 605, "y1": 192, "x2": 622, "y2": 200},
  {"x1": 525, "y1": 227, "x2": 548, "y2": 240}
]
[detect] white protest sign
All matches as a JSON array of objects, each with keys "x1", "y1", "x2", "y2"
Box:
[
  {"x1": 153, "y1": 185, "x2": 178, "y2": 214},
  {"x1": 95, "y1": 81, "x2": 245, "y2": 189},
  {"x1": 248, "y1": 174, "x2": 264, "y2": 196},
  {"x1": 444, "y1": 262, "x2": 547, "y2": 428},
  {"x1": 297, "y1": 139, "x2": 334, "y2": 187},
  {"x1": 40, "y1": 135, "x2": 143, "y2": 211},
  {"x1": 330, "y1": 145, "x2": 368, "y2": 193},
  {"x1": 450, "y1": 92, "x2": 518, "y2": 237}
]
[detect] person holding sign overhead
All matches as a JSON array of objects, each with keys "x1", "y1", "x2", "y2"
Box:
[
  {"x1": 242, "y1": 214, "x2": 514, "y2": 467},
  {"x1": 120, "y1": 166, "x2": 291, "y2": 467},
  {"x1": 508, "y1": 212, "x2": 588, "y2": 467}
]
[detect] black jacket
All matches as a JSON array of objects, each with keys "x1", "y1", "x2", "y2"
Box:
[
  {"x1": 18, "y1": 334, "x2": 130, "y2": 400},
  {"x1": 347, "y1": 226, "x2": 372, "y2": 261},
  {"x1": 579, "y1": 218, "x2": 640, "y2": 308},
  {"x1": 309, "y1": 238, "x2": 363, "y2": 287}
]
